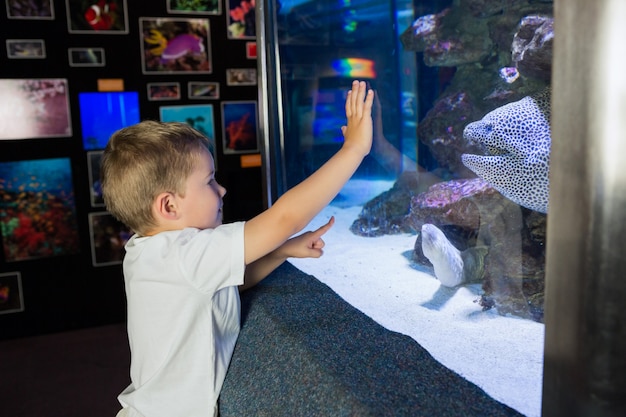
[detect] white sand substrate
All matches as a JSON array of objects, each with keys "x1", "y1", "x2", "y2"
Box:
[{"x1": 288, "y1": 179, "x2": 545, "y2": 417}]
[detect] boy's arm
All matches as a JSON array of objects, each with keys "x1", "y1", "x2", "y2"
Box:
[
  {"x1": 240, "y1": 217, "x2": 334, "y2": 291},
  {"x1": 243, "y1": 80, "x2": 373, "y2": 265}
]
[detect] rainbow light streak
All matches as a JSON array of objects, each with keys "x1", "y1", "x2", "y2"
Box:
[{"x1": 331, "y1": 58, "x2": 376, "y2": 78}]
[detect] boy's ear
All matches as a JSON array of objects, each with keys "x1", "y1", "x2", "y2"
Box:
[{"x1": 153, "y1": 192, "x2": 179, "y2": 220}]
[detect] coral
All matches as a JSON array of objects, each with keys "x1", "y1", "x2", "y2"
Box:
[
  {"x1": 353, "y1": 175, "x2": 547, "y2": 322},
  {"x1": 400, "y1": 1, "x2": 553, "y2": 177},
  {"x1": 350, "y1": 172, "x2": 422, "y2": 237},
  {"x1": 511, "y1": 15, "x2": 554, "y2": 81}
]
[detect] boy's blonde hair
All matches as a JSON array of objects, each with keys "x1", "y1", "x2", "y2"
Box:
[{"x1": 101, "y1": 120, "x2": 213, "y2": 236}]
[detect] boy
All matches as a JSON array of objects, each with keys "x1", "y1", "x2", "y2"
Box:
[{"x1": 102, "y1": 80, "x2": 374, "y2": 417}]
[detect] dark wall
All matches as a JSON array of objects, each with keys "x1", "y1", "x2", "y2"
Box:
[{"x1": 0, "y1": 0, "x2": 263, "y2": 340}]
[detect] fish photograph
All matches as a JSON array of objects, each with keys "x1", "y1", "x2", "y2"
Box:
[
  {"x1": 140, "y1": 17, "x2": 211, "y2": 74},
  {"x1": 6, "y1": 0, "x2": 54, "y2": 19},
  {"x1": 65, "y1": 0, "x2": 129, "y2": 34},
  {"x1": 0, "y1": 158, "x2": 80, "y2": 262}
]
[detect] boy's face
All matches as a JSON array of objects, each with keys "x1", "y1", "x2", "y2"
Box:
[{"x1": 178, "y1": 148, "x2": 226, "y2": 229}]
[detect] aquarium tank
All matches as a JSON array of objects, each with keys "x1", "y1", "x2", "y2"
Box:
[{"x1": 257, "y1": 0, "x2": 554, "y2": 416}]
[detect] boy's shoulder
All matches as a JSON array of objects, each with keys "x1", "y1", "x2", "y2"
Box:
[{"x1": 139, "y1": 223, "x2": 245, "y2": 243}]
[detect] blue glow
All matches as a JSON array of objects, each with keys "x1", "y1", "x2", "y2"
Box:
[{"x1": 79, "y1": 92, "x2": 140, "y2": 150}]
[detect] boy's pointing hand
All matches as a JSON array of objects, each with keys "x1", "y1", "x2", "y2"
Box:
[{"x1": 281, "y1": 216, "x2": 335, "y2": 259}]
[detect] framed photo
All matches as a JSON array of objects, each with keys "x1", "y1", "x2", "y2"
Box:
[
  {"x1": 0, "y1": 272, "x2": 24, "y2": 315},
  {"x1": 147, "y1": 82, "x2": 181, "y2": 101},
  {"x1": 6, "y1": 39, "x2": 46, "y2": 59},
  {"x1": 0, "y1": 79, "x2": 72, "y2": 140},
  {"x1": 88, "y1": 211, "x2": 132, "y2": 266},
  {"x1": 226, "y1": 68, "x2": 256, "y2": 86},
  {"x1": 226, "y1": 0, "x2": 255, "y2": 39},
  {"x1": 66, "y1": 0, "x2": 129, "y2": 34},
  {"x1": 246, "y1": 41, "x2": 256, "y2": 59},
  {"x1": 188, "y1": 82, "x2": 219, "y2": 100},
  {"x1": 6, "y1": 0, "x2": 54, "y2": 19},
  {"x1": 78, "y1": 91, "x2": 140, "y2": 150},
  {"x1": 0, "y1": 158, "x2": 80, "y2": 262},
  {"x1": 221, "y1": 101, "x2": 259, "y2": 154},
  {"x1": 87, "y1": 151, "x2": 105, "y2": 207},
  {"x1": 166, "y1": 0, "x2": 221, "y2": 15},
  {"x1": 68, "y1": 47, "x2": 105, "y2": 67},
  {"x1": 140, "y1": 17, "x2": 211, "y2": 74},
  {"x1": 159, "y1": 104, "x2": 216, "y2": 152}
]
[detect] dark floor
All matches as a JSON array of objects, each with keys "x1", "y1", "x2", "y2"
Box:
[{"x1": 0, "y1": 323, "x2": 130, "y2": 417}]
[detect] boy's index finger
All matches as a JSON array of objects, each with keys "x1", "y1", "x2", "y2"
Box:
[{"x1": 311, "y1": 216, "x2": 335, "y2": 240}]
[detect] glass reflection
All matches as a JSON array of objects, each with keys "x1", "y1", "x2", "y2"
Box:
[{"x1": 268, "y1": 1, "x2": 552, "y2": 416}]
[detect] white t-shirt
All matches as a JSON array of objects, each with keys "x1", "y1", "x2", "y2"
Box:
[{"x1": 118, "y1": 222, "x2": 246, "y2": 417}]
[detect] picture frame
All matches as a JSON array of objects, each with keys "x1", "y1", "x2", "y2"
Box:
[
  {"x1": 68, "y1": 47, "x2": 105, "y2": 67},
  {"x1": 78, "y1": 91, "x2": 140, "y2": 150},
  {"x1": 6, "y1": 0, "x2": 54, "y2": 19},
  {"x1": 226, "y1": 68, "x2": 256, "y2": 86},
  {"x1": 140, "y1": 17, "x2": 211, "y2": 74},
  {"x1": 0, "y1": 157, "x2": 80, "y2": 262},
  {"x1": 220, "y1": 101, "x2": 259, "y2": 154},
  {"x1": 226, "y1": 0, "x2": 255, "y2": 39},
  {"x1": 6, "y1": 39, "x2": 46, "y2": 59},
  {"x1": 0, "y1": 272, "x2": 25, "y2": 315},
  {"x1": 0, "y1": 79, "x2": 72, "y2": 140},
  {"x1": 147, "y1": 82, "x2": 181, "y2": 101},
  {"x1": 88, "y1": 211, "x2": 132, "y2": 267},
  {"x1": 159, "y1": 104, "x2": 216, "y2": 159},
  {"x1": 188, "y1": 81, "x2": 219, "y2": 100},
  {"x1": 66, "y1": 0, "x2": 129, "y2": 34},
  {"x1": 87, "y1": 151, "x2": 105, "y2": 207},
  {"x1": 166, "y1": 0, "x2": 221, "y2": 15}
]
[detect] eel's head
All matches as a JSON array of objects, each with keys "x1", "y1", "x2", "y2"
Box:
[
  {"x1": 460, "y1": 89, "x2": 552, "y2": 213},
  {"x1": 461, "y1": 100, "x2": 530, "y2": 184}
]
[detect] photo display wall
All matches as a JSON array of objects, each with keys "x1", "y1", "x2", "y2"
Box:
[{"x1": 0, "y1": 0, "x2": 261, "y2": 339}]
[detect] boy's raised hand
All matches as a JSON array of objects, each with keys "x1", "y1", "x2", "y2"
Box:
[
  {"x1": 280, "y1": 216, "x2": 335, "y2": 259},
  {"x1": 341, "y1": 80, "x2": 375, "y2": 157},
  {"x1": 242, "y1": 80, "x2": 372, "y2": 270}
]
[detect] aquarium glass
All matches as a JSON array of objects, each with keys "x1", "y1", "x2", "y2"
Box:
[{"x1": 263, "y1": 1, "x2": 552, "y2": 416}]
